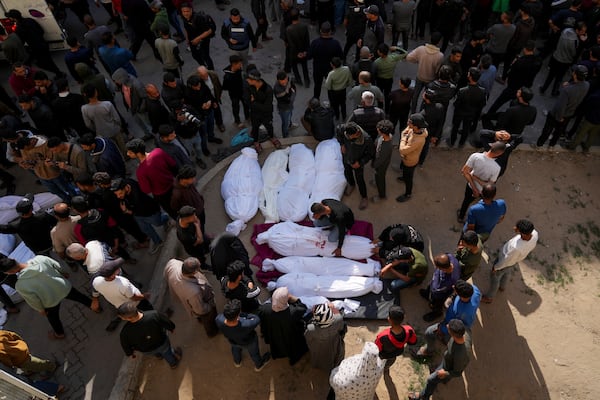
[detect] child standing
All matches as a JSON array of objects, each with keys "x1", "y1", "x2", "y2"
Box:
[
  {"x1": 374, "y1": 305, "x2": 417, "y2": 370},
  {"x1": 273, "y1": 70, "x2": 297, "y2": 138},
  {"x1": 371, "y1": 119, "x2": 394, "y2": 203},
  {"x1": 155, "y1": 24, "x2": 184, "y2": 78}
]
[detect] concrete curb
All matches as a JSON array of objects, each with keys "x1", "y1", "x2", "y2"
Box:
[{"x1": 108, "y1": 135, "x2": 317, "y2": 400}]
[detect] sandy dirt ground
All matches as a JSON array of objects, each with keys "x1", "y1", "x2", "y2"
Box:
[{"x1": 134, "y1": 144, "x2": 600, "y2": 400}]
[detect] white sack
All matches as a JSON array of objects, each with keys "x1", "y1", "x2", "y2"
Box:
[
  {"x1": 0, "y1": 234, "x2": 17, "y2": 257},
  {"x1": 308, "y1": 140, "x2": 346, "y2": 217},
  {"x1": 255, "y1": 221, "x2": 374, "y2": 260},
  {"x1": 262, "y1": 256, "x2": 380, "y2": 277},
  {"x1": 277, "y1": 144, "x2": 315, "y2": 222},
  {"x1": 221, "y1": 147, "x2": 263, "y2": 224},
  {"x1": 273, "y1": 272, "x2": 383, "y2": 298},
  {"x1": 259, "y1": 148, "x2": 290, "y2": 223},
  {"x1": 9, "y1": 241, "x2": 35, "y2": 264}
]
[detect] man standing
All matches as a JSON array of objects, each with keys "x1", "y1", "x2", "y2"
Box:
[
  {"x1": 308, "y1": 22, "x2": 343, "y2": 99},
  {"x1": 534, "y1": 65, "x2": 590, "y2": 150},
  {"x1": 176, "y1": 206, "x2": 210, "y2": 269},
  {"x1": 285, "y1": 8, "x2": 311, "y2": 87},
  {"x1": 50, "y1": 203, "x2": 81, "y2": 264},
  {"x1": 273, "y1": 71, "x2": 297, "y2": 139},
  {"x1": 455, "y1": 230, "x2": 483, "y2": 281},
  {"x1": 164, "y1": 257, "x2": 219, "y2": 337},
  {"x1": 197, "y1": 66, "x2": 226, "y2": 134},
  {"x1": 482, "y1": 87, "x2": 537, "y2": 136},
  {"x1": 343, "y1": 0, "x2": 367, "y2": 60},
  {"x1": 397, "y1": 114, "x2": 428, "y2": 203},
  {"x1": 180, "y1": 4, "x2": 216, "y2": 69},
  {"x1": 359, "y1": 5, "x2": 385, "y2": 55},
  {"x1": 419, "y1": 253, "x2": 461, "y2": 321},
  {"x1": 222, "y1": 55, "x2": 249, "y2": 129},
  {"x1": 216, "y1": 299, "x2": 271, "y2": 371},
  {"x1": 246, "y1": 70, "x2": 280, "y2": 152},
  {"x1": 112, "y1": 68, "x2": 152, "y2": 140},
  {"x1": 324, "y1": 57, "x2": 353, "y2": 121},
  {"x1": 126, "y1": 139, "x2": 177, "y2": 218},
  {"x1": 456, "y1": 142, "x2": 505, "y2": 223},
  {"x1": 0, "y1": 256, "x2": 94, "y2": 340},
  {"x1": 311, "y1": 198, "x2": 355, "y2": 257},
  {"x1": 406, "y1": 32, "x2": 444, "y2": 112},
  {"x1": 464, "y1": 183, "x2": 505, "y2": 242},
  {"x1": 221, "y1": 8, "x2": 257, "y2": 68},
  {"x1": 450, "y1": 68, "x2": 486, "y2": 147},
  {"x1": 482, "y1": 219, "x2": 538, "y2": 303},
  {"x1": 336, "y1": 122, "x2": 374, "y2": 210},
  {"x1": 348, "y1": 91, "x2": 385, "y2": 141},
  {"x1": 118, "y1": 302, "x2": 182, "y2": 369},
  {"x1": 408, "y1": 319, "x2": 471, "y2": 400},
  {"x1": 171, "y1": 165, "x2": 207, "y2": 237}
]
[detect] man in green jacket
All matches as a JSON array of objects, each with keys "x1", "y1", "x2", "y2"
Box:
[{"x1": 0, "y1": 256, "x2": 94, "y2": 339}]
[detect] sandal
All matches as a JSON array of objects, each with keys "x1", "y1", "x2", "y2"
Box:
[
  {"x1": 270, "y1": 138, "x2": 282, "y2": 149},
  {"x1": 254, "y1": 142, "x2": 263, "y2": 153}
]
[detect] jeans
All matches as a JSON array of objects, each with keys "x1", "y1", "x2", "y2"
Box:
[
  {"x1": 191, "y1": 44, "x2": 214, "y2": 70},
  {"x1": 420, "y1": 364, "x2": 452, "y2": 399},
  {"x1": 313, "y1": 216, "x2": 340, "y2": 243},
  {"x1": 143, "y1": 337, "x2": 178, "y2": 367},
  {"x1": 392, "y1": 29, "x2": 409, "y2": 49},
  {"x1": 540, "y1": 57, "x2": 571, "y2": 94},
  {"x1": 486, "y1": 265, "x2": 513, "y2": 298},
  {"x1": 181, "y1": 133, "x2": 205, "y2": 161},
  {"x1": 204, "y1": 109, "x2": 216, "y2": 140},
  {"x1": 231, "y1": 334, "x2": 263, "y2": 367},
  {"x1": 39, "y1": 175, "x2": 78, "y2": 203},
  {"x1": 291, "y1": 58, "x2": 310, "y2": 86},
  {"x1": 279, "y1": 108, "x2": 293, "y2": 138},
  {"x1": 389, "y1": 277, "x2": 418, "y2": 293},
  {"x1": 229, "y1": 94, "x2": 249, "y2": 123},
  {"x1": 343, "y1": 164, "x2": 367, "y2": 198},
  {"x1": 250, "y1": 115, "x2": 274, "y2": 142},
  {"x1": 422, "y1": 323, "x2": 448, "y2": 353},
  {"x1": 134, "y1": 212, "x2": 168, "y2": 244},
  {"x1": 46, "y1": 287, "x2": 92, "y2": 335},
  {"x1": 168, "y1": 9, "x2": 185, "y2": 38}
]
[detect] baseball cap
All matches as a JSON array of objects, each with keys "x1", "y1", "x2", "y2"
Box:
[
  {"x1": 364, "y1": 5, "x2": 379, "y2": 15},
  {"x1": 15, "y1": 193, "x2": 34, "y2": 214},
  {"x1": 409, "y1": 113, "x2": 428, "y2": 129}
]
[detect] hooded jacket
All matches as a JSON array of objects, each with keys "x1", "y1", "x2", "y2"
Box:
[
  {"x1": 15, "y1": 256, "x2": 71, "y2": 312},
  {"x1": 89, "y1": 137, "x2": 126, "y2": 177},
  {"x1": 406, "y1": 44, "x2": 444, "y2": 82},
  {"x1": 75, "y1": 63, "x2": 115, "y2": 102},
  {"x1": 553, "y1": 28, "x2": 579, "y2": 64}
]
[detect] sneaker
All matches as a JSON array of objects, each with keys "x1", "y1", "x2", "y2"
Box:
[
  {"x1": 289, "y1": 123, "x2": 299, "y2": 130},
  {"x1": 150, "y1": 241, "x2": 164, "y2": 255},
  {"x1": 395, "y1": 194, "x2": 411, "y2": 202},
  {"x1": 254, "y1": 353, "x2": 271, "y2": 372},
  {"x1": 234, "y1": 361, "x2": 242, "y2": 368},
  {"x1": 344, "y1": 185, "x2": 355, "y2": 196},
  {"x1": 359, "y1": 197, "x2": 368, "y2": 210}
]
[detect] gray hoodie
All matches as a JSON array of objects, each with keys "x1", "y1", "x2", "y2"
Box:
[{"x1": 553, "y1": 28, "x2": 579, "y2": 64}]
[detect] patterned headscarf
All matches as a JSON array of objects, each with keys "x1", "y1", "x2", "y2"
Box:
[
  {"x1": 271, "y1": 287, "x2": 289, "y2": 312},
  {"x1": 312, "y1": 303, "x2": 334, "y2": 327}
]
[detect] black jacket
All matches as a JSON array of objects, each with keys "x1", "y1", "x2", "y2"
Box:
[
  {"x1": 248, "y1": 81, "x2": 274, "y2": 119},
  {"x1": 453, "y1": 84, "x2": 487, "y2": 118}
]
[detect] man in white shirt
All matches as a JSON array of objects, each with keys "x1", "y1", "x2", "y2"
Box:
[
  {"x1": 92, "y1": 258, "x2": 152, "y2": 331},
  {"x1": 457, "y1": 142, "x2": 505, "y2": 223},
  {"x1": 482, "y1": 219, "x2": 539, "y2": 303}
]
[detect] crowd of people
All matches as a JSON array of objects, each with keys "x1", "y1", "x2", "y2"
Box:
[{"x1": 0, "y1": 0, "x2": 593, "y2": 397}]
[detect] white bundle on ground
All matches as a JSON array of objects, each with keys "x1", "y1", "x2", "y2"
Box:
[
  {"x1": 277, "y1": 144, "x2": 315, "y2": 222},
  {"x1": 259, "y1": 148, "x2": 290, "y2": 223},
  {"x1": 9, "y1": 241, "x2": 35, "y2": 264},
  {"x1": 0, "y1": 234, "x2": 16, "y2": 257},
  {"x1": 262, "y1": 256, "x2": 380, "y2": 277},
  {"x1": 221, "y1": 147, "x2": 263, "y2": 227},
  {"x1": 308, "y1": 139, "x2": 346, "y2": 217},
  {"x1": 0, "y1": 193, "x2": 62, "y2": 225},
  {"x1": 273, "y1": 272, "x2": 383, "y2": 298},
  {"x1": 255, "y1": 221, "x2": 375, "y2": 260}
]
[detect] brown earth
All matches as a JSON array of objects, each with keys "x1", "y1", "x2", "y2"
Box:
[{"x1": 134, "y1": 144, "x2": 600, "y2": 400}]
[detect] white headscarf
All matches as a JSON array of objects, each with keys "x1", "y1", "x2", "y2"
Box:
[{"x1": 271, "y1": 287, "x2": 289, "y2": 312}]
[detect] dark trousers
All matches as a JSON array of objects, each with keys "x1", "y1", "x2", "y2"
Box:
[
  {"x1": 451, "y1": 115, "x2": 475, "y2": 145},
  {"x1": 213, "y1": 104, "x2": 224, "y2": 126},
  {"x1": 254, "y1": 13, "x2": 269, "y2": 40},
  {"x1": 291, "y1": 58, "x2": 310, "y2": 86},
  {"x1": 116, "y1": 213, "x2": 149, "y2": 244},
  {"x1": 191, "y1": 44, "x2": 214, "y2": 70},
  {"x1": 198, "y1": 305, "x2": 219, "y2": 337},
  {"x1": 376, "y1": 77, "x2": 394, "y2": 114},
  {"x1": 487, "y1": 86, "x2": 517, "y2": 114},
  {"x1": 374, "y1": 165, "x2": 388, "y2": 198},
  {"x1": 328, "y1": 89, "x2": 347, "y2": 120},
  {"x1": 458, "y1": 182, "x2": 478, "y2": 220},
  {"x1": 392, "y1": 29, "x2": 409, "y2": 50},
  {"x1": 130, "y1": 28, "x2": 159, "y2": 59},
  {"x1": 46, "y1": 287, "x2": 92, "y2": 335},
  {"x1": 540, "y1": 57, "x2": 571, "y2": 94},
  {"x1": 155, "y1": 188, "x2": 176, "y2": 220},
  {"x1": 486, "y1": 51, "x2": 504, "y2": 69},
  {"x1": 418, "y1": 137, "x2": 431, "y2": 165},
  {"x1": 229, "y1": 94, "x2": 249, "y2": 123},
  {"x1": 343, "y1": 35, "x2": 361, "y2": 61},
  {"x1": 0, "y1": 274, "x2": 18, "y2": 308},
  {"x1": 313, "y1": 72, "x2": 326, "y2": 99},
  {"x1": 401, "y1": 163, "x2": 416, "y2": 196},
  {"x1": 537, "y1": 114, "x2": 570, "y2": 147},
  {"x1": 101, "y1": 2, "x2": 123, "y2": 29},
  {"x1": 344, "y1": 164, "x2": 367, "y2": 198},
  {"x1": 501, "y1": 48, "x2": 519, "y2": 81},
  {"x1": 411, "y1": 79, "x2": 428, "y2": 113},
  {"x1": 250, "y1": 115, "x2": 274, "y2": 141},
  {"x1": 27, "y1": 48, "x2": 63, "y2": 76}
]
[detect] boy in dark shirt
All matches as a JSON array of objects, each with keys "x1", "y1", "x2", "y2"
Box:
[
  {"x1": 371, "y1": 119, "x2": 394, "y2": 203},
  {"x1": 215, "y1": 299, "x2": 271, "y2": 371},
  {"x1": 221, "y1": 261, "x2": 260, "y2": 313},
  {"x1": 118, "y1": 302, "x2": 182, "y2": 369},
  {"x1": 374, "y1": 305, "x2": 417, "y2": 370}
]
